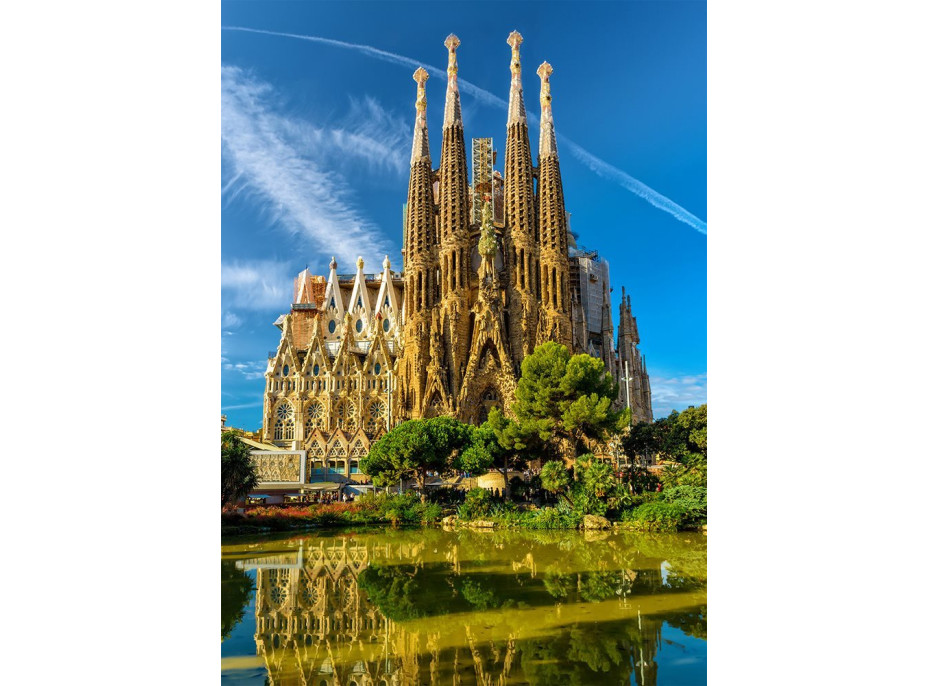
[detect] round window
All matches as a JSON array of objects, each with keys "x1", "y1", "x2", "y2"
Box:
[
  {"x1": 328, "y1": 320, "x2": 336, "y2": 334},
  {"x1": 356, "y1": 319, "x2": 363, "y2": 333},
  {"x1": 313, "y1": 364, "x2": 320, "y2": 376},
  {"x1": 383, "y1": 319, "x2": 390, "y2": 332},
  {"x1": 374, "y1": 362, "x2": 381, "y2": 375}
]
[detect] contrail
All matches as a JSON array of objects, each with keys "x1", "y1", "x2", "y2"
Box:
[{"x1": 222, "y1": 25, "x2": 707, "y2": 236}]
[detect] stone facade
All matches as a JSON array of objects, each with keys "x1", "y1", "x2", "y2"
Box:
[
  {"x1": 261, "y1": 256, "x2": 402, "y2": 482},
  {"x1": 259, "y1": 32, "x2": 653, "y2": 478}
]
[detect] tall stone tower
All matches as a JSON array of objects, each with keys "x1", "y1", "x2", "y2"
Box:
[
  {"x1": 435, "y1": 34, "x2": 472, "y2": 415},
  {"x1": 535, "y1": 62, "x2": 572, "y2": 348},
  {"x1": 502, "y1": 31, "x2": 540, "y2": 370},
  {"x1": 617, "y1": 287, "x2": 653, "y2": 423},
  {"x1": 397, "y1": 67, "x2": 438, "y2": 419}
]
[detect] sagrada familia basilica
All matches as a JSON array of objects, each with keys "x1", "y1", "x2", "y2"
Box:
[{"x1": 255, "y1": 33, "x2": 652, "y2": 484}]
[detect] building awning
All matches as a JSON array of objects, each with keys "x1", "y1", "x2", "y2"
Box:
[{"x1": 304, "y1": 482, "x2": 342, "y2": 492}]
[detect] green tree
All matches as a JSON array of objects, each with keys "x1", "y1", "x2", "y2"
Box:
[
  {"x1": 221, "y1": 561, "x2": 255, "y2": 641},
  {"x1": 513, "y1": 342, "x2": 628, "y2": 461},
  {"x1": 623, "y1": 404, "x2": 707, "y2": 487},
  {"x1": 221, "y1": 431, "x2": 258, "y2": 508},
  {"x1": 459, "y1": 407, "x2": 532, "y2": 499},
  {"x1": 540, "y1": 460, "x2": 573, "y2": 506},
  {"x1": 360, "y1": 417, "x2": 473, "y2": 502}
]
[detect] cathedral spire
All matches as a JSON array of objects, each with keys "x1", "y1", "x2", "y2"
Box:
[
  {"x1": 436, "y1": 33, "x2": 471, "y2": 404},
  {"x1": 438, "y1": 33, "x2": 469, "y2": 245},
  {"x1": 503, "y1": 30, "x2": 539, "y2": 368},
  {"x1": 537, "y1": 61, "x2": 558, "y2": 157},
  {"x1": 443, "y1": 34, "x2": 462, "y2": 129},
  {"x1": 403, "y1": 67, "x2": 437, "y2": 307},
  {"x1": 411, "y1": 67, "x2": 430, "y2": 163},
  {"x1": 506, "y1": 31, "x2": 526, "y2": 126},
  {"x1": 535, "y1": 61, "x2": 571, "y2": 349},
  {"x1": 398, "y1": 64, "x2": 440, "y2": 421}
]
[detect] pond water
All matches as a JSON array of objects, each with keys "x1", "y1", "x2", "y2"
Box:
[{"x1": 221, "y1": 527, "x2": 707, "y2": 685}]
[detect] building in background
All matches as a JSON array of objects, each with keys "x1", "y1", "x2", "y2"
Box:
[
  {"x1": 616, "y1": 287, "x2": 653, "y2": 424},
  {"x1": 568, "y1": 232, "x2": 617, "y2": 377}
]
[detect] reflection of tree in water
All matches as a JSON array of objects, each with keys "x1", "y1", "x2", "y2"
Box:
[
  {"x1": 221, "y1": 560, "x2": 255, "y2": 641},
  {"x1": 230, "y1": 529, "x2": 705, "y2": 685}
]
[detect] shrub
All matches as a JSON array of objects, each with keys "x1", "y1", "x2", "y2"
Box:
[
  {"x1": 457, "y1": 488, "x2": 493, "y2": 521},
  {"x1": 620, "y1": 501, "x2": 688, "y2": 532},
  {"x1": 661, "y1": 485, "x2": 707, "y2": 525},
  {"x1": 416, "y1": 502, "x2": 443, "y2": 524},
  {"x1": 524, "y1": 502, "x2": 583, "y2": 530}
]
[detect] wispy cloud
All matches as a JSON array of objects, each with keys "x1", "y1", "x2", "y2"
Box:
[
  {"x1": 222, "y1": 65, "x2": 401, "y2": 265},
  {"x1": 223, "y1": 359, "x2": 268, "y2": 381},
  {"x1": 649, "y1": 372, "x2": 707, "y2": 418},
  {"x1": 222, "y1": 311, "x2": 243, "y2": 330},
  {"x1": 221, "y1": 400, "x2": 266, "y2": 411},
  {"x1": 221, "y1": 258, "x2": 292, "y2": 311},
  {"x1": 221, "y1": 25, "x2": 706, "y2": 236}
]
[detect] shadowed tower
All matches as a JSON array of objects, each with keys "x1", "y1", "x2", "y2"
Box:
[
  {"x1": 535, "y1": 61, "x2": 573, "y2": 349},
  {"x1": 502, "y1": 30, "x2": 541, "y2": 369},
  {"x1": 435, "y1": 34, "x2": 472, "y2": 413},
  {"x1": 398, "y1": 67, "x2": 438, "y2": 419}
]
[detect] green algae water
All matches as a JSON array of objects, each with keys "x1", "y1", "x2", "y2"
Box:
[{"x1": 221, "y1": 528, "x2": 707, "y2": 685}]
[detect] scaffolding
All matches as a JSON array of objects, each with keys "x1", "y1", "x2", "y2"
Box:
[{"x1": 471, "y1": 137, "x2": 499, "y2": 223}]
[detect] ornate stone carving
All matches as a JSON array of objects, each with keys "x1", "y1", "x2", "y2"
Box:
[{"x1": 252, "y1": 453, "x2": 301, "y2": 483}]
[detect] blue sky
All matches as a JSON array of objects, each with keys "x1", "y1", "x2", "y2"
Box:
[{"x1": 221, "y1": 0, "x2": 706, "y2": 430}]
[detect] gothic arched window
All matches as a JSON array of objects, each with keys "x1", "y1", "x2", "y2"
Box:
[
  {"x1": 304, "y1": 402, "x2": 324, "y2": 433},
  {"x1": 345, "y1": 400, "x2": 358, "y2": 432},
  {"x1": 366, "y1": 400, "x2": 386, "y2": 433},
  {"x1": 274, "y1": 402, "x2": 295, "y2": 440},
  {"x1": 334, "y1": 402, "x2": 346, "y2": 430}
]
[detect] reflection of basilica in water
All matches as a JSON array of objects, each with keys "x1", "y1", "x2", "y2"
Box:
[{"x1": 228, "y1": 532, "x2": 706, "y2": 686}]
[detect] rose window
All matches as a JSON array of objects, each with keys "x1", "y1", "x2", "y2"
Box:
[
  {"x1": 299, "y1": 579, "x2": 319, "y2": 607},
  {"x1": 270, "y1": 585, "x2": 288, "y2": 605}
]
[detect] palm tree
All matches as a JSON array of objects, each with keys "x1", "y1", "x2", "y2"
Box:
[{"x1": 221, "y1": 431, "x2": 259, "y2": 508}]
